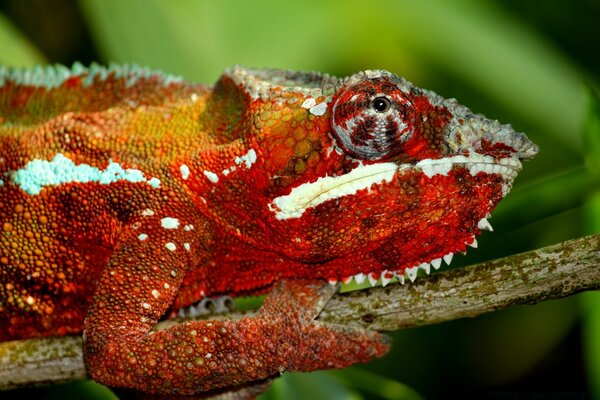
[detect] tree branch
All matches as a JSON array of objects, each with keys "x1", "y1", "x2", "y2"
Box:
[
  {"x1": 320, "y1": 233, "x2": 600, "y2": 330},
  {"x1": 1, "y1": 234, "x2": 599, "y2": 390}
]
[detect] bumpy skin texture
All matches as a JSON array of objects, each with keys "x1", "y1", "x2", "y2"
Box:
[{"x1": 0, "y1": 64, "x2": 537, "y2": 397}]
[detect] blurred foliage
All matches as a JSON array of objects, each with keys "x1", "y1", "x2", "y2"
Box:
[
  {"x1": 582, "y1": 89, "x2": 600, "y2": 398},
  {"x1": 0, "y1": 0, "x2": 598, "y2": 399},
  {"x1": 0, "y1": 12, "x2": 44, "y2": 65}
]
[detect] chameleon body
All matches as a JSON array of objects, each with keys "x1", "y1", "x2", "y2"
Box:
[{"x1": 0, "y1": 64, "x2": 537, "y2": 397}]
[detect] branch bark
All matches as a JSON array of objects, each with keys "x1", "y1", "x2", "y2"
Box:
[{"x1": 1, "y1": 234, "x2": 599, "y2": 390}]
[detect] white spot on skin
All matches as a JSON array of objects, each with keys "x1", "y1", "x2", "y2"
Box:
[
  {"x1": 0, "y1": 178, "x2": 3, "y2": 187},
  {"x1": 148, "y1": 177, "x2": 161, "y2": 188},
  {"x1": 142, "y1": 302, "x2": 151, "y2": 309},
  {"x1": 191, "y1": 93, "x2": 199, "y2": 103},
  {"x1": 11, "y1": 153, "x2": 159, "y2": 195},
  {"x1": 184, "y1": 243, "x2": 191, "y2": 251},
  {"x1": 183, "y1": 224, "x2": 194, "y2": 231},
  {"x1": 222, "y1": 169, "x2": 230, "y2": 176},
  {"x1": 309, "y1": 102, "x2": 327, "y2": 116},
  {"x1": 165, "y1": 242, "x2": 176, "y2": 251},
  {"x1": 180, "y1": 164, "x2": 190, "y2": 180},
  {"x1": 160, "y1": 217, "x2": 180, "y2": 229},
  {"x1": 25, "y1": 296, "x2": 35, "y2": 305},
  {"x1": 234, "y1": 149, "x2": 257, "y2": 169},
  {"x1": 141, "y1": 209, "x2": 155, "y2": 217},
  {"x1": 151, "y1": 289, "x2": 159, "y2": 299},
  {"x1": 138, "y1": 233, "x2": 148, "y2": 241},
  {"x1": 300, "y1": 98, "x2": 317, "y2": 109},
  {"x1": 203, "y1": 170, "x2": 219, "y2": 183}
]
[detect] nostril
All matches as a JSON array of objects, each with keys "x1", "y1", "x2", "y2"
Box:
[
  {"x1": 479, "y1": 124, "x2": 539, "y2": 161},
  {"x1": 514, "y1": 134, "x2": 539, "y2": 160}
]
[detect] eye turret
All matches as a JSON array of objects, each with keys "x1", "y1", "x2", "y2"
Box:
[{"x1": 331, "y1": 79, "x2": 415, "y2": 161}]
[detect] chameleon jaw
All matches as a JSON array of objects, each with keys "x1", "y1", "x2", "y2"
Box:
[
  {"x1": 268, "y1": 152, "x2": 522, "y2": 221},
  {"x1": 339, "y1": 235, "x2": 474, "y2": 287},
  {"x1": 336, "y1": 215, "x2": 494, "y2": 288}
]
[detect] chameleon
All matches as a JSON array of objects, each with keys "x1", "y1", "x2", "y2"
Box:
[{"x1": 0, "y1": 63, "x2": 538, "y2": 398}]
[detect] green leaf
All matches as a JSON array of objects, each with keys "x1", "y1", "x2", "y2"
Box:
[
  {"x1": 386, "y1": 0, "x2": 585, "y2": 150},
  {"x1": 0, "y1": 12, "x2": 45, "y2": 66},
  {"x1": 331, "y1": 367, "x2": 424, "y2": 400},
  {"x1": 260, "y1": 371, "x2": 362, "y2": 400},
  {"x1": 581, "y1": 89, "x2": 600, "y2": 397},
  {"x1": 583, "y1": 88, "x2": 600, "y2": 173}
]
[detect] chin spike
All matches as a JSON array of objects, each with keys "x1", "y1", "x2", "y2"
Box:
[
  {"x1": 367, "y1": 273, "x2": 379, "y2": 287},
  {"x1": 394, "y1": 271, "x2": 406, "y2": 285},
  {"x1": 405, "y1": 266, "x2": 418, "y2": 282},
  {"x1": 443, "y1": 253, "x2": 454, "y2": 265},
  {"x1": 354, "y1": 272, "x2": 366, "y2": 284},
  {"x1": 381, "y1": 270, "x2": 392, "y2": 287},
  {"x1": 431, "y1": 258, "x2": 442, "y2": 270},
  {"x1": 477, "y1": 217, "x2": 493, "y2": 231},
  {"x1": 468, "y1": 238, "x2": 478, "y2": 248},
  {"x1": 342, "y1": 275, "x2": 353, "y2": 284},
  {"x1": 328, "y1": 278, "x2": 338, "y2": 285},
  {"x1": 419, "y1": 262, "x2": 431, "y2": 275}
]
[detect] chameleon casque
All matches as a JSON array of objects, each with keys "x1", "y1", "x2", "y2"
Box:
[{"x1": 0, "y1": 64, "x2": 538, "y2": 398}]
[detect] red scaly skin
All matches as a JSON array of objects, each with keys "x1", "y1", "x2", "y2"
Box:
[{"x1": 0, "y1": 65, "x2": 537, "y2": 397}]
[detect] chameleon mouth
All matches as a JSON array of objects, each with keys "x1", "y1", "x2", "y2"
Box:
[
  {"x1": 332, "y1": 210, "x2": 497, "y2": 288},
  {"x1": 335, "y1": 218, "x2": 491, "y2": 287},
  {"x1": 269, "y1": 153, "x2": 522, "y2": 221}
]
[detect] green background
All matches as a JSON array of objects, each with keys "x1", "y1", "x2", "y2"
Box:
[{"x1": 1, "y1": 0, "x2": 599, "y2": 399}]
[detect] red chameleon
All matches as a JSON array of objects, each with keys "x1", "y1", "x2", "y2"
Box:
[{"x1": 0, "y1": 64, "x2": 538, "y2": 398}]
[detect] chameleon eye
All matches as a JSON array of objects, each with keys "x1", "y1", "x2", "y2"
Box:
[
  {"x1": 331, "y1": 83, "x2": 415, "y2": 161},
  {"x1": 372, "y1": 97, "x2": 391, "y2": 113}
]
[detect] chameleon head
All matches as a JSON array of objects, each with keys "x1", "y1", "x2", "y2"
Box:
[
  {"x1": 331, "y1": 70, "x2": 538, "y2": 164},
  {"x1": 255, "y1": 68, "x2": 538, "y2": 284}
]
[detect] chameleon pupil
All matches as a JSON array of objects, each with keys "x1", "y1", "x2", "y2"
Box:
[{"x1": 372, "y1": 97, "x2": 391, "y2": 113}]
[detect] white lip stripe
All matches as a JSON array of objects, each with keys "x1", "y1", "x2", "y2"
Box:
[
  {"x1": 269, "y1": 154, "x2": 521, "y2": 220},
  {"x1": 271, "y1": 162, "x2": 398, "y2": 220}
]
